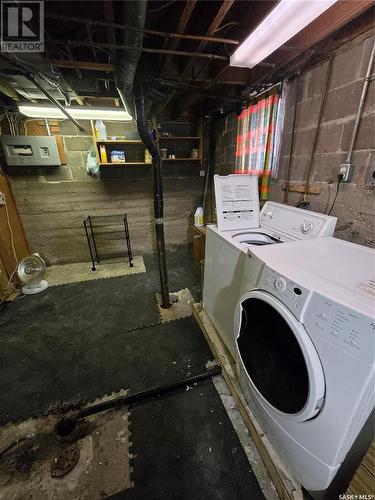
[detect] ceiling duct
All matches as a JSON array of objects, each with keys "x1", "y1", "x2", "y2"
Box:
[{"x1": 114, "y1": 0, "x2": 147, "y2": 117}]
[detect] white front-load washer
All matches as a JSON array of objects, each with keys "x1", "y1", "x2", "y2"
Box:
[
  {"x1": 234, "y1": 237, "x2": 375, "y2": 495},
  {"x1": 203, "y1": 201, "x2": 337, "y2": 358}
]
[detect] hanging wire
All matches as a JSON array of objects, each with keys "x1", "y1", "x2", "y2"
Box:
[{"x1": 148, "y1": 1, "x2": 177, "y2": 13}]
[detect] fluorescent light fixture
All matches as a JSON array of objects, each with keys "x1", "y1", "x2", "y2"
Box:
[
  {"x1": 18, "y1": 104, "x2": 133, "y2": 121},
  {"x1": 230, "y1": 0, "x2": 338, "y2": 68}
]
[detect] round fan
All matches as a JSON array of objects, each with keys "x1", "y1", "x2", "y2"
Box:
[{"x1": 17, "y1": 254, "x2": 48, "y2": 295}]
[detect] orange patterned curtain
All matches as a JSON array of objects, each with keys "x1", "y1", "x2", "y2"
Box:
[{"x1": 235, "y1": 92, "x2": 281, "y2": 200}]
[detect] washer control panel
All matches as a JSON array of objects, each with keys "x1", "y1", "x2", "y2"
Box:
[
  {"x1": 304, "y1": 293, "x2": 374, "y2": 364},
  {"x1": 260, "y1": 201, "x2": 336, "y2": 239},
  {"x1": 258, "y1": 266, "x2": 309, "y2": 320}
]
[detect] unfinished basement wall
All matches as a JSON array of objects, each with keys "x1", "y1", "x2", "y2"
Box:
[
  {"x1": 211, "y1": 30, "x2": 374, "y2": 248},
  {"x1": 6, "y1": 120, "x2": 203, "y2": 264}
]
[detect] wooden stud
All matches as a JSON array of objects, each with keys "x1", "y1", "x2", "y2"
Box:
[{"x1": 282, "y1": 183, "x2": 322, "y2": 194}]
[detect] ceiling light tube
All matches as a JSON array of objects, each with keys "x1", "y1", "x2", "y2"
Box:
[
  {"x1": 230, "y1": 0, "x2": 338, "y2": 69},
  {"x1": 18, "y1": 104, "x2": 133, "y2": 121}
]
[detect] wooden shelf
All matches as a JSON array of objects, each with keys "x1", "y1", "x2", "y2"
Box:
[
  {"x1": 162, "y1": 157, "x2": 201, "y2": 161},
  {"x1": 157, "y1": 136, "x2": 200, "y2": 140},
  {"x1": 96, "y1": 140, "x2": 143, "y2": 144},
  {"x1": 99, "y1": 162, "x2": 150, "y2": 167}
]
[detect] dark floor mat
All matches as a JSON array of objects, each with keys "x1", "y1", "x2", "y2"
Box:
[
  {"x1": 0, "y1": 272, "x2": 160, "y2": 342},
  {"x1": 0, "y1": 316, "x2": 213, "y2": 424},
  {"x1": 109, "y1": 378, "x2": 264, "y2": 500}
]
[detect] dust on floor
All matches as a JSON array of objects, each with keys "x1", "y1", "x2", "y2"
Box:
[{"x1": 0, "y1": 391, "x2": 132, "y2": 500}]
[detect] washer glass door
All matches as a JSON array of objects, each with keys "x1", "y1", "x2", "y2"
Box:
[{"x1": 236, "y1": 291, "x2": 325, "y2": 422}]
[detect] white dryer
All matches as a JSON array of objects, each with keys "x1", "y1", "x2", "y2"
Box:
[
  {"x1": 235, "y1": 237, "x2": 375, "y2": 495},
  {"x1": 203, "y1": 201, "x2": 337, "y2": 358}
]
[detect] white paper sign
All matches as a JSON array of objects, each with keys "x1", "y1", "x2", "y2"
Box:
[{"x1": 214, "y1": 174, "x2": 260, "y2": 231}]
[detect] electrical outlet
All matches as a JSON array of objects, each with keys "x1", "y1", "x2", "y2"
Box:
[
  {"x1": 339, "y1": 163, "x2": 353, "y2": 182},
  {"x1": 0, "y1": 192, "x2": 5, "y2": 206}
]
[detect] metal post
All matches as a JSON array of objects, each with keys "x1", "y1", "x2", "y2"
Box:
[
  {"x1": 83, "y1": 218, "x2": 96, "y2": 271},
  {"x1": 123, "y1": 213, "x2": 134, "y2": 268},
  {"x1": 88, "y1": 216, "x2": 100, "y2": 263}
]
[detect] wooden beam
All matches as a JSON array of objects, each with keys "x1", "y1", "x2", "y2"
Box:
[
  {"x1": 169, "y1": 0, "x2": 197, "y2": 52},
  {"x1": 49, "y1": 40, "x2": 228, "y2": 60},
  {"x1": 156, "y1": 0, "x2": 197, "y2": 76},
  {"x1": 182, "y1": 0, "x2": 235, "y2": 77},
  {"x1": 45, "y1": 13, "x2": 239, "y2": 45},
  {"x1": 103, "y1": 0, "x2": 116, "y2": 63},
  {"x1": 46, "y1": 60, "x2": 250, "y2": 87},
  {"x1": 49, "y1": 59, "x2": 114, "y2": 72}
]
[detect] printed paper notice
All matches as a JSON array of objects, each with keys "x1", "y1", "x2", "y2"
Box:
[{"x1": 214, "y1": 174, "x2": 260, "y2": 231}]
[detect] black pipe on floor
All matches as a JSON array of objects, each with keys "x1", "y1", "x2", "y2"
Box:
[{"x1": 56, "y1": 366, "x2": 222, "y2": 436}]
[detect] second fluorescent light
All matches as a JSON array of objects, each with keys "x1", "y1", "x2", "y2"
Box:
[
  {"x1": 230, "y1": 0, "x2": 338, "y2": 69},
  {"x1": 18, "y1": 104, "x2": 133, "y2": 121}
]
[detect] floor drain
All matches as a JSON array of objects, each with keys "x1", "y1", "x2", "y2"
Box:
[{"x1": 50, "y1": 444, "x2": 80, "y2": 478}]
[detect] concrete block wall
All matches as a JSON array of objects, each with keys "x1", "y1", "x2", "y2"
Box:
[
  {"x1": 211, "y1": 31, "x2": 374, "y2": 247},
  {"x1": 7, "y1": 119, "x2": 203, "y2": 264}
]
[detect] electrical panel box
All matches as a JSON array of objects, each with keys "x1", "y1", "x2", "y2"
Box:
[{"x1": 0, "y1": 135, "x2": 61, "y2": 166}]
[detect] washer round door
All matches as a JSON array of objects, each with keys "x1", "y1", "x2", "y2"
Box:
[{"x1": 236, "y1": 290, "x2": 325, "y2": 422}]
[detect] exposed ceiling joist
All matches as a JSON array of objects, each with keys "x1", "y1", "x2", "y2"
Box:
[
  {"x1": 45, "y1": 13, "x2": 239, "y2": 46},
  {"x1": 156, "y1": 0, "x2": 197, "y2": 76},
  {"x1": 47, "y1": 59, "x2": 249, "y2": 86},
  {"x1": 104, "y1": 0, "x2": 115, "y2": 62},
  {"x1": 49, "y1": 40, "x2": 228, "y2": 60},
  {"x1": 181, "y1": 0, "x2": 235, "y2": 78},
  {"x1": 169, "y1": 0, "x2": 197, "y2": 52}
]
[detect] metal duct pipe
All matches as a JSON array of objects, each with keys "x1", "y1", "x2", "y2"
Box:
[
  {"x1": 345, "y1": 40, "x2": 375, "y2": 165},
  {"x1": 134, "y1": 81, "x2": 171, "y2": 309},
  {"x1": 27, "y1": 74, "x2": 85, "y2": 132}
]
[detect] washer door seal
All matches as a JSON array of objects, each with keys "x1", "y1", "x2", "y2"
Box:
[{"x1": 236, "y1": 290, "x2": 325, "y2": 422}]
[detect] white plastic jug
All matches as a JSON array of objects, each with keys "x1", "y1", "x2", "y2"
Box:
[
  {"x1": 194, "y1": 207, "x2": 203, "y2": 226},
  {"x1": 95, "y1": 120, "x2": 107, "y2": 140}
]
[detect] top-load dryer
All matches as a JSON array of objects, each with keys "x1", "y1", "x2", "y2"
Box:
[
  {"x1": 203, "y1": 196, "x2": 337, "y2": 358},
  {"x1": 234, "y1": 237, "x2": 375, "y2": 497}
]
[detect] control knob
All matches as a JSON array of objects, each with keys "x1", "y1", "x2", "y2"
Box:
[
  {"x1": 300, "y1": 222, "x2": 313, "y2": 234},
  {"x1": 274, "y1": 277, "x2": 286, "y2": 292}
]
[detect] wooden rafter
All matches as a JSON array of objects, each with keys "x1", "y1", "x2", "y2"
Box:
[
  {"x1": 157, "y1": 0, "x2": 197, "y2": 76},
  {"x1": 169, "y1": 0, "x2": 197, "y2": 52},
  {"x1": 181, "y1": 0, "x2": 235, "y2": 78}
]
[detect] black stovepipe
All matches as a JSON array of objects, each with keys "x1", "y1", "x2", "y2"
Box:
[{"x1": 134, "y1": 81, "x2": 170, "y2": 309}]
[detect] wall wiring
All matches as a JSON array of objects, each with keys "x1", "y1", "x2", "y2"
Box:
[
  {"x1": 0, "y1": 194, "x2": 20, "y2": 298},
  {"x1": 327, "y1": 174, "x2": 344, "y2": 215}
]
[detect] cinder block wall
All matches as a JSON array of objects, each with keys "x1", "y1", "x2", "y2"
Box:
[
  {"x1": 211, "y1": 31, "x2": 374, "y2": 247},
  {"x1": 8, "y1": 120, "x2": 203, "y2": 264}
]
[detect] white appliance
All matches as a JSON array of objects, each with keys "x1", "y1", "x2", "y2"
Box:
[
  {"x1": 203, "y1": 200, "x2": 337, "y2": 358},
  {"x1": 235, "y1": 237, "x2": 375, "y2": 494}
]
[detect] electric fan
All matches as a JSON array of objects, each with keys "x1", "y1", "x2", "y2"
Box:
[{"x1": 17, "y1": 254, "x2": 48, "y2": 295}]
